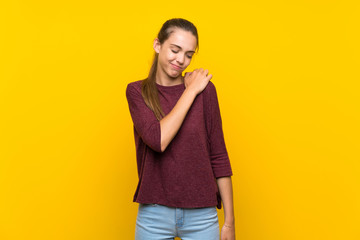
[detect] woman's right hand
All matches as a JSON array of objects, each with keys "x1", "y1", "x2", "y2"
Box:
[{"x1": 184, "y1": 68, "x2": 213, "y2": 95}]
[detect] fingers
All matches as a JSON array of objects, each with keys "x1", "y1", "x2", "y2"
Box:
[
  {"x1": 185, "y1": 68, "x2": 212, "y2": 81},
  {"x1": 189, "y1": 68, "x2": 209, "y2": 75},
  {"x1": 204, "y1": 69, "x2": 209, "y2": 76}
]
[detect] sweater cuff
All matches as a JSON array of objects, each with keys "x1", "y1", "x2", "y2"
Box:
[{"x1": 213, "y1": 167, "x2": 233, "y2": 179}]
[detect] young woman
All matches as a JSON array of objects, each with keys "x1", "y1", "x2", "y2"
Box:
[{"x1": 126, "y1": 18, "x2": 235, "y2": 240}]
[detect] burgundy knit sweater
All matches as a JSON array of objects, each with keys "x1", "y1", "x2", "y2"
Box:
[{"x1": 126, "y1": 79, "x2": 233, "y2": 209}]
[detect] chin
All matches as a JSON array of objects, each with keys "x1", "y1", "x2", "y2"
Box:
[
  {"x1": 168, "y1": 74, "x2": 179, "y2": 79},
  {"x1": 167, "y1": 70, "x2": 181, "y2": 78}
]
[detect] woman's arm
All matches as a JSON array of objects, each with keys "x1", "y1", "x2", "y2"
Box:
[
  {"x1": 217, "y1": 176, "x2": 236, "y2": 240},
  {"x1": 159, "y1": 68, "x2": 212, "y2": 152},
  {"x1": 159, "y1": 88, "x2": 196, "y2": 152}
]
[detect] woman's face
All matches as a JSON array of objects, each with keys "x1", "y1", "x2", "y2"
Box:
[{"x1": 154, "y1": 28, "x2": 197, "y2": 79}]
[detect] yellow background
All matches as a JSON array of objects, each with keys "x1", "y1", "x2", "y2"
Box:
[{"x1": 1, "y1": 0, "x2": 359, "y2": 239}]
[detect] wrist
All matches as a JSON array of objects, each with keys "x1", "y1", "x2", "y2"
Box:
[
  {"x1": 184, "y1": 87, "x2": 198, "y2": 97},
  {"x1": 223, "y1": 223, "x2": 234, "y2": 229},
  {"x1": 224, "y1": 218, "x2": 235, "y2": 226}
]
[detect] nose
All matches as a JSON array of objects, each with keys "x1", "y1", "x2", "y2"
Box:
[{"x1": 176, "y1": 53, "x2": 185, "y2": 65}]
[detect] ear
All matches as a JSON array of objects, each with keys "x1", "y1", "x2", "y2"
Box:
[{"x1": 153, "y1": 38, "x2": 161, "y2": 53}]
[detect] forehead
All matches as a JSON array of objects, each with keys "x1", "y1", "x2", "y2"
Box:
[{"x1": 165, "y1": 28, "x2": 197, "y2": 52}]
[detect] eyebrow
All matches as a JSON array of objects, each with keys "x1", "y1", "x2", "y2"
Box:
[{"x1": 170, "y1": 44, "x2": 196, "y2": 53}]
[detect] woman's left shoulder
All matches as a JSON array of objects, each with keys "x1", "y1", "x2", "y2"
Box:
[
  {"x1": 204, "y1": 80, "x2": 215, "y2": 91},
  {"x1": 203, "y1": 80, "x2": 217, "y2": 96}
]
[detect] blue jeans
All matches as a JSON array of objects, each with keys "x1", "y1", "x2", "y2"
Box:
[{"x1": 135, "y1": 203, "x2": 220, "y2": 240}]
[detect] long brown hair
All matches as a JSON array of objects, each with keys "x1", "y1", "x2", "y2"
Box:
[{"x1": 141, "y1": 18, "x2": 199, "y2": 120}]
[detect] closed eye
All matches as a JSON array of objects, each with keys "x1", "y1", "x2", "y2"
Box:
[{"x1": 172, "y1": 50, "x2": 193, "y2": 59}]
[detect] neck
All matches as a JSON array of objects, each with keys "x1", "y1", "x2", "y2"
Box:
[{"x1": 155, "y1": 68, "x2": 184, "y2": 86}]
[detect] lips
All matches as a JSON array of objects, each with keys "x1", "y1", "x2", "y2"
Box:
[{"x1": 170, "y1": 63, "x2": 182, "y2": 70}]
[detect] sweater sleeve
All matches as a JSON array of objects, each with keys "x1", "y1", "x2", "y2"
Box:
[
  {"x1": 126, "y1": 83, "x2": 162, "y2": 152},
  {"x1": 207, "y1": 82, "x2": 233, "y2": 178}
]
